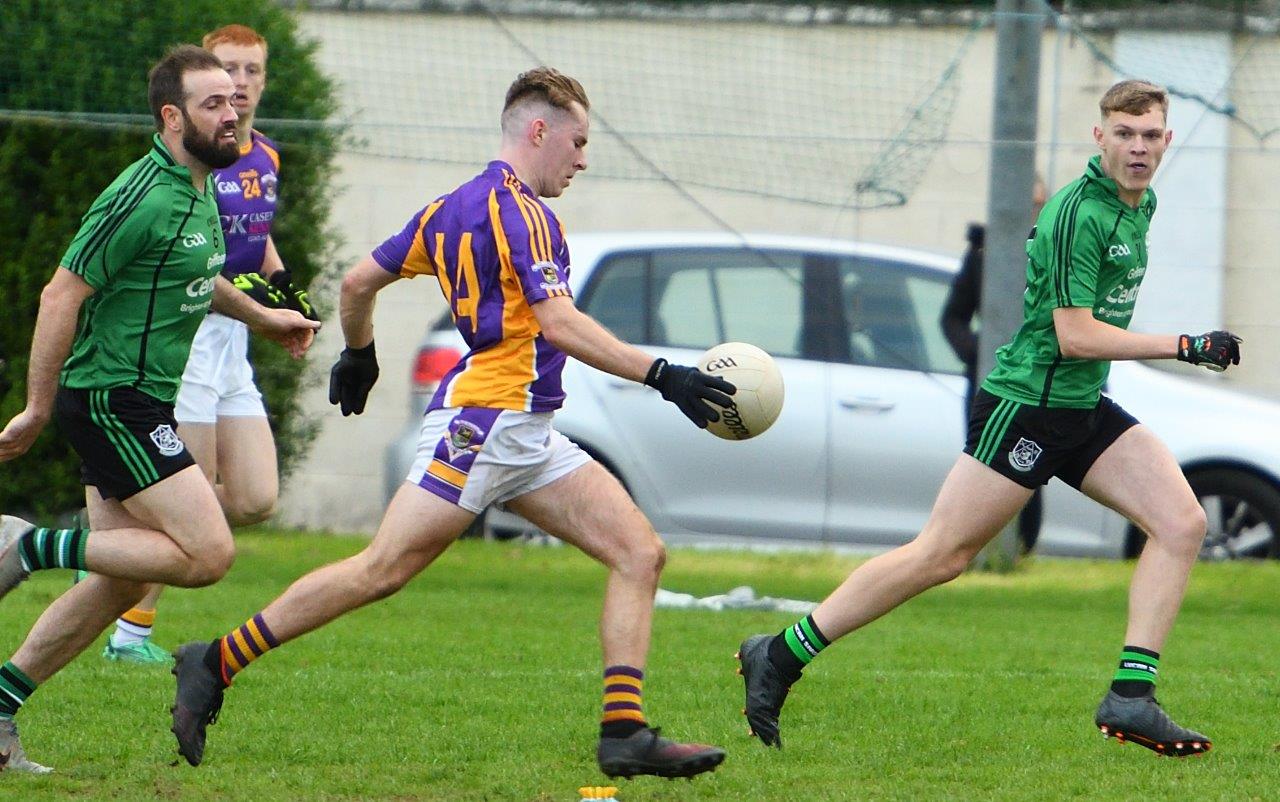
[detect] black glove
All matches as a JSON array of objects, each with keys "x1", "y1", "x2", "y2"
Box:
[
  {"x1": 1177, "y1": 330, "x2": 1242, "y2": 372},
  {"x1": 269, "y1": 269, "x2": 320, "y2": 322},
  {"x1": 643, "y1": 358, "x2": 736, "y2": 429},
  {"x1": 329, "y1": 341, "x2": 379, "y2": 416},
  {"x1": 232, "y1": 271, "x2": 287, "y2": 309}
]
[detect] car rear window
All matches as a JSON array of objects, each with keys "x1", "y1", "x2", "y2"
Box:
[{"x1": 583, "y1": 247, "x2": 804, "y2": 357}]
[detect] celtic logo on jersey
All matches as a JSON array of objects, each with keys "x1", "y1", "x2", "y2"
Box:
[
  {"x1": 1008, "y1": 437, "x2": 1043, "y2": 472},
  {"x1": 445, "y1": 420, "x2": 485, "y2": 461},
  {"x1": 149, "y1": 424, "x2": 185, "y2": 457}
]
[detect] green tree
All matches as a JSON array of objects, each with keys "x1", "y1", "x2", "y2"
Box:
[{"x1": 0, "y1": 0, "x2": 339, "y2": 516}]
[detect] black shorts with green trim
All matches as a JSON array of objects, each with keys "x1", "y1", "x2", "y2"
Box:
[
  {"x1": 55, "y1": 387, "x2": 195, "y2": 501},
  {"x1": 964, "y1": 388, "x2": 1138, "y2": 489}
]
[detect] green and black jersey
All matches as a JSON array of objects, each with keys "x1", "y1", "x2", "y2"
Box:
[
  {"x1": 59, "y1": 135, "x2": 226, "y2": 404},
  {"x1": 981, "y1": 155, "x2": 1155, "y2": 408}
]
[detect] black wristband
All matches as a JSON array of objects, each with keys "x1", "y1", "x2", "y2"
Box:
[
  {"x1": 643, "y1": 358, "x2": 668, "y2": 388},
  {"x1": 347, "y1": 340, "x2": 376, "y2": 359}
]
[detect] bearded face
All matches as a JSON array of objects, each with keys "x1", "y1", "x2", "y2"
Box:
[{"x1": 181, "y1": 106, "x2": 240, "y2": 170}]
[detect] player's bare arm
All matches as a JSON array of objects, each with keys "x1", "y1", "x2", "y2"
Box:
[
  {"x1": 0, "y1": 268, "x2": 95, "y2": 461},
  {"x1": 1053, "y1": 307, "x2": 1241, "y2": 370},
  {"x1": 211, "y1": 275, "x2": 319, "y2": 358},
  {"x1": 260, "y1": 235, "x2": 285, "y2": 279},
  {"x1": 531, "y1": 295, "x2": 734, "y2": 428},
  {"x1": 338, "y1": 255, "x2": 400, "y2": 349},
  {"x1": 531, "y1": 295, "x2": 652, "y2": 382},
  {"x1": 1052, "y1": 307, "x2": 1177, "y2": 361},
  {"x1": 325, "y1": 255, "x2": 400, "y2": 416}
]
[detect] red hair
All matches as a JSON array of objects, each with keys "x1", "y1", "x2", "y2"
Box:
[{"x1": 202, "y1": 24, "x2": 268, "y2": 58}]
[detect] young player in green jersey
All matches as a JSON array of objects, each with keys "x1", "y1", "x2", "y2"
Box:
[
  {"x1": 0, "y1": 45, "x2": 318, "y2": 773},
  {"x1": 738, "y1": 80, "x2": 1241, "y2": 758}
]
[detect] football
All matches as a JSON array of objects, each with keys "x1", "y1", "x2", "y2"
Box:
[{"x1": 697, "y1": 342, "x2": 784, "y2": 440}]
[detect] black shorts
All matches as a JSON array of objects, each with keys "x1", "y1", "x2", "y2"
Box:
[
  {"x1": 54, "y1": 387, "x2": 196, "y2": 501},
  {"x1": 964, "y1": 389, "x2": 1138, "y2": 489}
]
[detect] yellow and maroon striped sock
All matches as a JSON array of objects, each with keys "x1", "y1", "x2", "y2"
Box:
[
  {"x1": 601, "y1": 665, "x2": 647, "y2": 739},
  {"x1": 214, "y1": 613, "x2": 280, "y2": 685}
]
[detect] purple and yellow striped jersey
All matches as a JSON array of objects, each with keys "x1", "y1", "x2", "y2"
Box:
[
  {"x1": 212, "y1": 130, "x2": 280, "y2": 277},
  {"x1": 371, "y1": 160, "x2": 573, "y2": 413}
]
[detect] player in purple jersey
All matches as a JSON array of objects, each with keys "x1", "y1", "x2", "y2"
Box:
[
  {"x1": 100, "y1": 25, "x2": 319, "y2": 665},
  {"x1": 171, "y1": 68, "x2": 731, "y2": 780}
]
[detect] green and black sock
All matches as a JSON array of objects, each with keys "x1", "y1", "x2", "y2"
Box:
[
  {"x1": 18, "y1": 527, "x2": 88, "y2": 573},
  {"x1": 0, "y1": 661, "x2": 36, "y2": 719},
  {"x1": 1111, "y1": 645, "x2": 1159, "y2": 698},
  {"x1": 767, "y1": 614, "x2": 830, "y2": 684}
]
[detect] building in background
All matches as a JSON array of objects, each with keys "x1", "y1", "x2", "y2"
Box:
[{"x1": 275, "y1": 2, "x2": 1280, "y2": 531}]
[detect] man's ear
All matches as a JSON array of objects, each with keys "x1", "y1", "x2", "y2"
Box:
[{"x1": 161, "y1": 103, "x2": 184, "y2": 133}]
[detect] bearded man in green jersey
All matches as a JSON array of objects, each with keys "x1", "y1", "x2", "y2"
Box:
[
  {"x1": 0, "y1": 45, "x2": 319, "y2": 773},
  {"x1": 738, "y1": 80, "x2": 1241, "y2": 758}
]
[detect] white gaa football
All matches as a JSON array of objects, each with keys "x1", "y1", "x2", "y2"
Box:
[{"x1": 697, "y1": 342, "x2": 784, "y2": 441}]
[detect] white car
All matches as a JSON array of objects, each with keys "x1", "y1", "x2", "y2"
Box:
[{"x1": 386, "y1": 232, "x2": 1280, "y2": 559}]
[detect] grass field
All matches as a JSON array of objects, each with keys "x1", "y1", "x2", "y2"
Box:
[{"x1": 1, "y1": 531, "x2": 1278, "y2": 801}]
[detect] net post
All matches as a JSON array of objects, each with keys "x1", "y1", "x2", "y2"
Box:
[{"x1": 974, "y1": 0, "x2": 1045, "y2": 572}]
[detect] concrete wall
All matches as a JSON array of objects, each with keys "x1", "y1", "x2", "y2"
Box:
[{"x1": 275, "y1": 11, "x2": 1280, "y2": 532}]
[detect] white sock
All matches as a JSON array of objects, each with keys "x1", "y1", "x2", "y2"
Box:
[{"x1": 111, "y1": 618, "x2": 151, "y2": 647}]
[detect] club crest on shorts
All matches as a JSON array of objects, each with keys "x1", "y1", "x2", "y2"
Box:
[
  {"x1": 149, "y1": 424, "x2": 185, "y2": 457},
  {"x1": 445, "y1": 420, "x2": 485, "y2": 462},
  {"x1": 1008, "y1": 437, "x2": 1043, "y2": 472}
]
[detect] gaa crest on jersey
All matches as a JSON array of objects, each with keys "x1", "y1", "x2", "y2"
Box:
[
  {"x1": 262, "y1": 173, "x2": 278, "y2": 203},
  {"x1": 445, "y1": 420, "x2": 485, "y2": 461},
  {"x1": 149, "y1": 424, "x2": 185, "y2": 457},
  {"x1": 533, "y1": 261, "x2": 561, "y2": 286},
  {"x1": 1008, "y1": 437, "x2": 1043, "y2": 472}
]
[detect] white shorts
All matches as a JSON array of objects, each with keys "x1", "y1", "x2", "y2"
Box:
[
  {"x1": 174, "y1": 313, "x2": 266, "y2": 424},
  {"x1": 407, "y1": 407, "x2": 591, "y2": 513}
]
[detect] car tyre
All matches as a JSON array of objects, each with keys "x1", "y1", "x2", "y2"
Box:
[
  {"x1": 1125, "y1": 468, "x2": 1280, "y2": 560},
  {"x1": 1192, "y1": 469, "x2": 1280, "y2": 560}
]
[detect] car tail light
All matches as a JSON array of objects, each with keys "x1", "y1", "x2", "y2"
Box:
[{"x1": 412, "y1": 346, "x2": 462, "y2": 392}]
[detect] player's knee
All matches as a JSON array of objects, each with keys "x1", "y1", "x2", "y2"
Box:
[
  {"x1": 228, "y1": 495, "x2": 276, "y2": 526},
  {"x1": 935, "y1": 549, "x2": 974, "y2": 584},
  {"x1": 366, "y1": 571, "x2": 408, "y2": 602},
  {"x1": 913, "y1": 538, "x2": 975, "y2": 585},
  {"x1": 615, "y1": 532, "x2": 665, "y2": 580},
  {"x1": 357, "y1": 555, "x2": 413, "y2": 602},
  {"x1": 1153, "y1": 502, "x2": 1207, "y2": 556},
  {"x1": 184, "y1": 540, "x2": 236, "y2": 587},
  {"x1": 1183, "y1": 503, "x2": 1208, "y2": 544}
]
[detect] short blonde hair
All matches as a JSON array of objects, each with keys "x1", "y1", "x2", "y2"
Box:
[
  {"x1": 503, "y1": 67, "x2": 590, "y2": 116},
  {"x1": 1100, "y1": 80, "x2": 1168, "y2": 120}
]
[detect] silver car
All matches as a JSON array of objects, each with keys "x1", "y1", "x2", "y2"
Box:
[{"x1": 386, "y1": 232, "x2": 1280, "y2": 559}]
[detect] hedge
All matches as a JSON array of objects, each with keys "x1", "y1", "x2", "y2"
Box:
[{"x1": 0, "y1": 0, "x2": 339, "y2": 517}]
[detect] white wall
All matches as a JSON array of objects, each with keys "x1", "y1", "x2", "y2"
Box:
[{"x1": 275, "y1": 12, "x2": 1280, "y2": 533}]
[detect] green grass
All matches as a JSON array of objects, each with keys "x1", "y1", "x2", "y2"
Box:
[{"x1": 3, "y1": 532, "x2": 1279, "y2": 801}]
